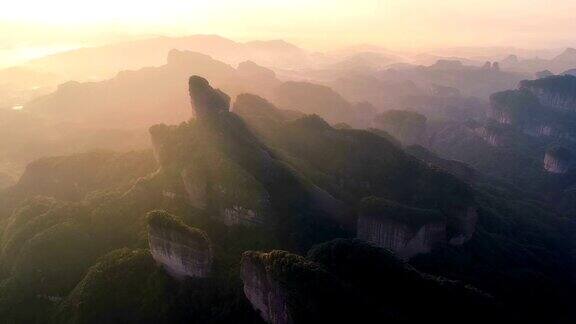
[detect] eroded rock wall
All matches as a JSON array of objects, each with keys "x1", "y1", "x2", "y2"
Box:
[{"x1": 147, "y1": 211, "x2": 212, "y2": 279}]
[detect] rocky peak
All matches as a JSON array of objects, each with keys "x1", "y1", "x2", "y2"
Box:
[
  {"x1": 188, "y1": 75, "x2": 230, "y2": 119},
  {"x1": 147, "y1": 210, "x2": 213, "y2": 279}
]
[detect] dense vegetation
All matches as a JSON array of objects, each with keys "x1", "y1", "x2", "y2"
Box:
[{"x1": 0, "y1": 77, "x2": 574, "y2": 324}]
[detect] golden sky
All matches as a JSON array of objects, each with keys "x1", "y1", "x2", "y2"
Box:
[{"x1": 1, "y1": 0, "x2": 576, "y2": 67}]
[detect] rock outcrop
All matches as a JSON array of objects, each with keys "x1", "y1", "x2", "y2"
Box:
[
  {"x1": 147, "y1": 210, "x2": 212, "y2": 279},
  {"x1": 240, "y1": 250, "x2": 345, "y2": 324},
  {"x1": 520, "y1": 75, "x2": 576, "y2": 112},
  {"x1": 241, "y1": 251, "x2": 292, "y2": 324},
  {"x1": 473, "y1": 125, "x2": 508, "y2": 147},
  {"x1": 544, "y1": 147, "x2": 572, "y2": 174},
  {"x1": 357, "y1": 197, "x2": 446, "y2": 259},
  {"x1": 188, "y1": 75, "x2": 231, "y2": 119},
  {"x1": 149, "y1": 76, "x2": 307, "y2": 227}
]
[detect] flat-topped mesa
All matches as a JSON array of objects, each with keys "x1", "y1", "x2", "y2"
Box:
[
  {"x1": 357, "y1": 197, "x2": 446, "y2": 260},
  {"x1": 544, "y1": 146, "x2": 572, "y2": 174},
  {"x1": 189, "y1": 75, "x2": 230, "y2": 119},
  {"x1": 519, "y1": 75, "x2": 576, "y2": 112},
  {"x1": 147, "y1": 210, "x2": 213, "y2": 280}
]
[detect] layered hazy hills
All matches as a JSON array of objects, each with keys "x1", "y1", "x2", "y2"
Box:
[
  {"x1": 423, "y1": 74, "x2": 576, "y2": 214},
  {"x1": 0, "y1": 75, "x2": 574, "y2": 322},
  {"x1": 24, "y1": 49, "x2": 378, "y2": 129},
  {"x1": 500, "y1": 47, "x2": 576, "y2": 74},
  {"x1": 20, "y1": 35, "x2": 310, "y2": 82},
  {"x1": 24, "y1": 49, "x2": 278, "y2": 128}
]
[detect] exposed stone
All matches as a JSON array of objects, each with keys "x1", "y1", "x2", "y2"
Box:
[
  {"x1": 188, "y1": 75, "x2": 230, "y2": 119},
  {"x1": 147, "y1": 210, "x2": 212, "y2": 279},
  {"x1": 473, "y1": 126, "x2": 508, "y2": 147},
  {"x1": 357, "y1": 197, "x2": 446, "y2": 259},
  {"x1": 544, "y1": 147, "x2": 572, "y2": 174},
  {"x1": 240, "y1": 252, "x2": 293, "y2": 324},
  {"x1": 222, "y1": 206, "x2": 266, "y2": 227},
  {"x1": 520, "y1": 75, "x2": 576, "y2": 112}
]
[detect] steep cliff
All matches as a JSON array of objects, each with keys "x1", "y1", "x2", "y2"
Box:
[
  {"x1": 148, "y1": 76, "x2": 327, "y2": 230},
  {"x1": 520, "y1": 75, "x2": 576, "y2": 112},
  {"x1": 473, "y1": 124, "x2": 509, "y2": 147},
  {"x1": 489, "y1": 89, "x2": 542, "y2": 128},
  {"x1": 240, "y1": 250, "x2": 351, "y2": 324},
  {"x1": 544, "y1": 146, "x2": 572, "y2": 174},
  {"x1": 147, "y1": 210, "x2": 212, "y2": 279},
  {"x1": 357, "y1": 197, "x2": 446, "y2": 259}
]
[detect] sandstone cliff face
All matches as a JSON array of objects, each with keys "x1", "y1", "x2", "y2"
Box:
[
  {"x1": 241, "y1": 252, "x2": 291, "y2": 324},
  {"x1": 357, "y1": 198, "x2": 446, "y2": 259},
  {"x1": 147, "y1": 211, "x2": 212, "y2": 279},
  {"x1": 488, "y1": 109, "x2": 513, "y2": 126},
  {"x1": 523, "y1": 86, "x2": 576, "y2": 112},
  {"x1": 520, "y1": 76, "x2": 576, "y2": 112},
  {"x1": 357, "y1": 215, "x2": 446, "y2": 260},
  {"x1": 544, "y1": 147, "x2": 572, "y2": 174},
  {"x1": 474, "y1": 127, "x2": 506, "y2": 147}
]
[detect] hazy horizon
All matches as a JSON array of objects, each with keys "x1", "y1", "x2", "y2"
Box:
[{"x1": 2, "y1": 0, "x2": 576, "y2": 68}]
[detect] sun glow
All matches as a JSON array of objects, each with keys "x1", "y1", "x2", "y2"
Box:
[{"x1": 2, "y1": 0, "x2": 576, "y2": 67}]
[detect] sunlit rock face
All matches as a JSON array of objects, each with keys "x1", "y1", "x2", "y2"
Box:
[
  {"x1": 544, "y1": 147, "x2": 572, "y2": 174},
  {"x1": 147, "y1": 210, "x2": 212, "y2": 279},
  {"x1": 241, "y1": 252, "x2": 291, "y2": 324},
  {"x1": 520, "y1": 75, "x2": 576, "y2": 112},
  {"x1": 356, "y1": 198, "x2": 446, "y2": 259}
]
